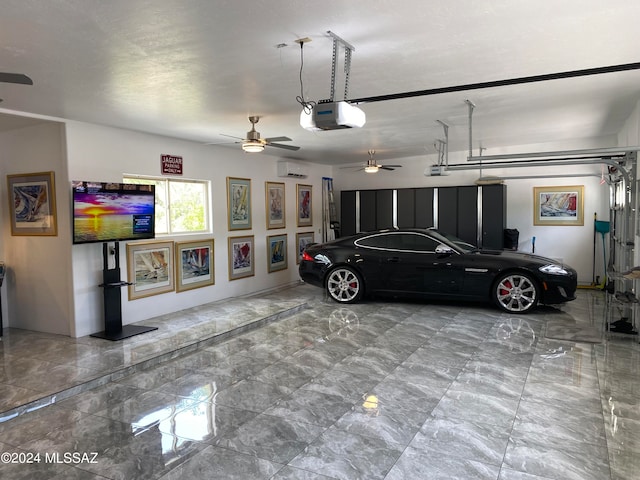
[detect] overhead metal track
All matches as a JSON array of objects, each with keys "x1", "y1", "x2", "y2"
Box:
[
  {"x1": 347, "y1": 61, "x2": 640, "y2": 104},
  {"x1": 447, "y1": 155, "x2": 632, "y2": 185},
  {"x1": 468, "y1": 146, "x2": 640, "y2": 162}
]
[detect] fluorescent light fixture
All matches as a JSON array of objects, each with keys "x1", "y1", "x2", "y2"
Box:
[
  {"x1": 364, "y1": 165, "x2": 379, "y2": 173},
  {"x1": 242, "y1": 141, "x2": 264, "y2": 153}
]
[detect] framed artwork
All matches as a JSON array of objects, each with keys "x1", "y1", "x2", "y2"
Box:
[
  {"x1": 266, "y1": 181, "x2": 286, "y2": 229},
  {"x1": 126, "y1": 240, "x2": 175, "y2": 300},
  {"x1": 7, "y1": 171, "x2": 57, "y2": 236},
  {"x1": 228, "y1": 235, "x2": 255, "y2": 280},
  {"x1": 297, "y1": 184, "x2": 312, "y2": 227},
  {"x1": 296, "y1": 231, "x2": 314, "y2": 264},
  {"x1": 533, "y1": 185, "x2": 584, "y2": 226},
  {"x1": 227, "y1": 177, "x2": 252, "y2": 230},
  {"x1": 175, "y1": 238, "x2": 214, "y2": 292},
  {"x1": 267, "y1": 234, "x2": 288, "y2": 273}
]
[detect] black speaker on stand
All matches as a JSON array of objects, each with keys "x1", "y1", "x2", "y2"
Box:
[{"x1": 90, "y1": 242, "x2": 157, "y2": 341}]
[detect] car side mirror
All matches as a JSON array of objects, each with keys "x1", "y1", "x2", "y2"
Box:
[{"x1": 435, "y1": 244, "x2": 454, "y2": 255}]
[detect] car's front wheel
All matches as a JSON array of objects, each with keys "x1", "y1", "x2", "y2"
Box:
[
  {"x1": 326, "y1": 266, "x2": 363, "y2": 303},
  {"x1": 493, "y1": 272, "x2": 538, "y2": 313}
]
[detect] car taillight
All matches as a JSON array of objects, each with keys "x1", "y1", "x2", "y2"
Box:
[{"x1": 301, "y1": 251, "x2": 315, "y2": 262}]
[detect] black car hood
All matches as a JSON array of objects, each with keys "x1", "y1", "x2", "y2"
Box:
[{"x1": 476, "y1": 249, "x2": 565, "y2": 266}]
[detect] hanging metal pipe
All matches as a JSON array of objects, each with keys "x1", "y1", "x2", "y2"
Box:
[
  {"x1": 465, "y1": 100, "x2": 475, "y2": 159},
  {"x1": 494, "y1": 173, "x2": 608, "y2": 182},
  {"x1": 447, "y1": 156, "x2": 631, "y2": 185},
  {"x1": 436, "y1": 119, "x2": 449, "y2": 167},
  {"x1": 468, "y1": 146, "x2": 640, "y2": 162}
]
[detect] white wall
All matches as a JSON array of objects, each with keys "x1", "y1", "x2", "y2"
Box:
[
  {"x1": 0, "y1": 121, "x2": 73, "y2": 335},
  {"x1": 331, "y1": 139, "x2": 612, "y2": 285},
  {"x1": 65, "y1": 121, "x2": 331, "y2": 337}
]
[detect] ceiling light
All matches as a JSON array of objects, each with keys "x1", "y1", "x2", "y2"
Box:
[
  {"x1": 364, "y1": 165, "x2": 379, "y2": 173},
  {"x1": 242, "y1": 141, "x2": 264, "y2": 153}
]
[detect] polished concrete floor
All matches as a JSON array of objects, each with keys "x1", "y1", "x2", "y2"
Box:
[{"x1": 0, "y1": 283, "x2": 639, "y2": 479}]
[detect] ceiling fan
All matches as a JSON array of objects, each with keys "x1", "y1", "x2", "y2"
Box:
[
  {"x1": 220, "y1": 116, "x2": 300, "y2": 153},
  {"x1": 349, "y1": 150, "x2": 403, "y2": 173},
  {"x1": 0, "y1": 71, "x2": 33, "y2": 103}
]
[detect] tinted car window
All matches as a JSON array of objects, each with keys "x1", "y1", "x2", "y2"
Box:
[
  {"x1": 356, "y1": 232, "x2": 440, "y2": 252},
  {"x1": 392, "y1": 233, "x2": 440, "y2": 252},
  {"x1": 356, "y1": 234, "x2": 389, "y2": 249}
]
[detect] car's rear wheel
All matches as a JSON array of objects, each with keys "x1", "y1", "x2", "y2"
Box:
[
  {"x1": 493, "y1": 272, "x2": 538, "y2": 313},
  {"x1": 326, "y1": 266, "x2": 363, "y2": 303}
]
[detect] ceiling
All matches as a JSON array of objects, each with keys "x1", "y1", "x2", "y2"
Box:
[{"x1": 1, "y1": 0, "x2": 640, "y2": 166}]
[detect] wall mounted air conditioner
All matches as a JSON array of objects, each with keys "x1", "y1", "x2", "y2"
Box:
[{"x1": 277, "y1": 161, "x2": 309, "y2": 178}]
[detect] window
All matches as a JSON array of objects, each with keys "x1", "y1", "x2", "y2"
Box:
[
  {"x1": 356, "y1": 234, "x2": 389, "y2": 249},
  {"x1": 356, "y1": 232, "x2": 440, "y2": 252},
  {"x1": 123, "y1": 176, "x2": 210, "y2": 235},
  {"x1": 392, "y1": 233, "x2": 440, "y2": 252}
]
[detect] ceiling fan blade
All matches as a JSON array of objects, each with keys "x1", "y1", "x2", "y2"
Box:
[
  {"x1": 0, "y1": 72, "x2": 33, "y2": 85},
  {"x1": 267, "y1": 143, "x2": 300, "y2": 151},
  {"x1": 383, "y1": 164, "x2": 403, "y2": 168},
  {"x1": 205, "y1": 140, "x2": 240, "y2": 145},
  {"x1": 219, "y1": 133, "x2": 245, "y2": 140},
  {"x1": 380, "y1": 166, "x2": 395, "y2": 171},
  {"x1": 264, "y1": 136, "x2": 292, "y2": 142}
]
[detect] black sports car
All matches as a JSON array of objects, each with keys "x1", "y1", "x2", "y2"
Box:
[{"x1": 299, "y1": 228, "x2": 577, "y2": 313}]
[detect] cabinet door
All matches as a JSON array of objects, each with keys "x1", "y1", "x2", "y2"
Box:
[
  {"x1": 437, "y1": 187, "x2": 458, "y2": 235},
  {"x1": 415, "y1": 188, "x2": 434, "y2": 228},
  {"x1": 482, "y1": 184, "x2": 506, "y2": 249},
  {"x1": 457, "y1": 186, "x2": 478, "y2": 246},
  {"x1": 340, "y1": 190, "x2": 357, "y2": 237},
  {"x1": 360, "y1": 190, "x2": 377, "y2": 232},
  {"x1": 376, "y1": 189, "x2": 394, "y2": 229},
  {"x1": 397, "y1": 189, "x2": 416, "y2": 228}
]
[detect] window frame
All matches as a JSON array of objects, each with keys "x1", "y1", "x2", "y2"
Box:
[
  {"x1": 123, "y1": 174, "x2": 211, "y2": 236},
  {"x1": 354, "y1": 231, "x2": 454, "y2": 254}
]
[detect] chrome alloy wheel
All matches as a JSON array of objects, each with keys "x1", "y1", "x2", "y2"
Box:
[
  {"x1": 495, "y1": 273, "x2": 538, "y2": 313},
  {"x1": 326, "y1": 267, "x2": 362, "y2": 303}
]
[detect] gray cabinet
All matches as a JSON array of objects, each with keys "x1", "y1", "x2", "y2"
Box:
[
  {"x1": 339, "y1": 185, "x2": 505, "y2": 248},
  {"x1": 481, "y1": 184, "x2": 507, "y2": 249},
  {"x1": 415, "y1": 188, "x2": 434, "y2": 228}
]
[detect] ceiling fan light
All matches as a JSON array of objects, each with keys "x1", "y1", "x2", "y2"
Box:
[
  {"x1": 364, "y1": 165, "x2": 379, "y2": 173},
  {"x1": 242, "y1": 141, "x2": 264, "y2": 153}
]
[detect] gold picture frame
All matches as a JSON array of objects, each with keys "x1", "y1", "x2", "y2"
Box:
[
  {"x1": 227, "y1": 177, "x2": 252, "y2": 230},
  {"x1": 228, "y1": 235, "x2": 255, "y2": 280},
  {"x1": 297, "y1": 183, "x2": 312, "y2": 227},
  {"x1": 533, "y1": 185, "x2": 584, "y2": 226},
  {"x1": 266, "y1": 181, "x2": 286, "y2": 229},
  {"x1": 126, "y1": 240, "x2": 175, "y2": 300},
  {"x1": 296, "y1": 231, "x2": 314, "y2": 264},
  {"x1": 267, "y1": 234, "x2": 288, "y2": 273},
  {"x1": 7, "y1": 171, "x2": 57, "y2": 236},
  {"x1": 175, "y1": 238, "x2": 214, "y2": 292}
]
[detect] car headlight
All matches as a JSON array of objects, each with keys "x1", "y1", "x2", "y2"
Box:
[{"x1": 539, "y1": 264, "x2": 569, "y2": 275}]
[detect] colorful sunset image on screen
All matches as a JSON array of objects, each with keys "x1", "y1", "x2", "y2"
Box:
[{"x1": 72, "y1": 181, "x2": 155, "y2": 244}]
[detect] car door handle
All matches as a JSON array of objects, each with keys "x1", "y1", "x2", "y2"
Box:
[{"x1": 386, "y1": 257, "x2": 400, "y2": 263}]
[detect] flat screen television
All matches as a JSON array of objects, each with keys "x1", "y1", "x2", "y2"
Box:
[{"x1": 72, "y1": 181, "x2": 156, "y2": 244}]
